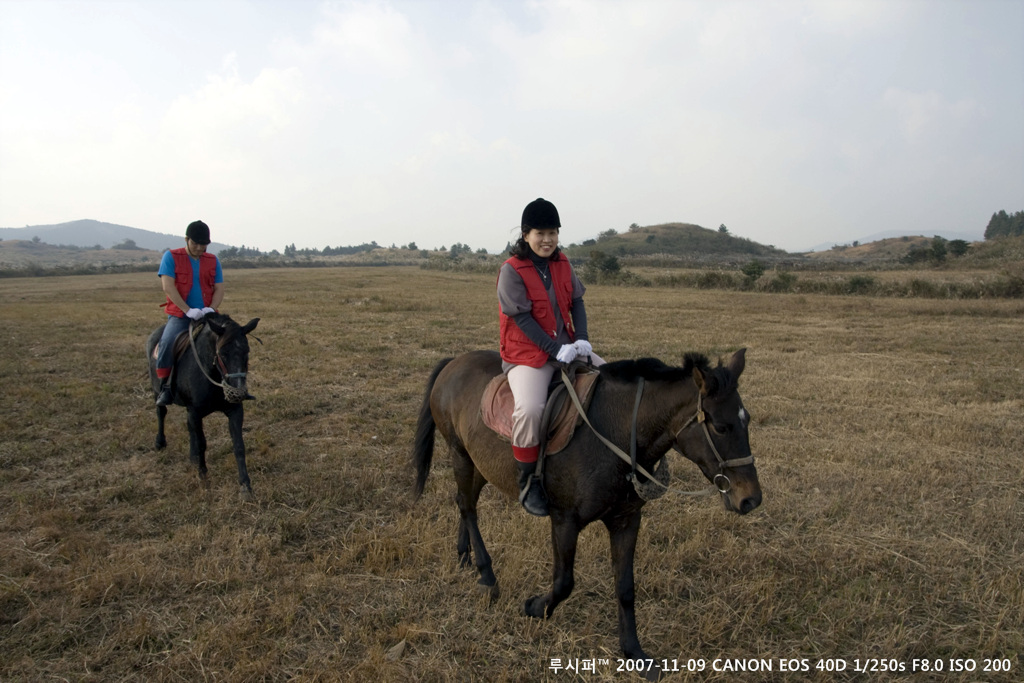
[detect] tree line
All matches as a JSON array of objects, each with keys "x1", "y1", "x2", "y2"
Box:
[{"x1": 984, "y1": 210, "x2": 1024, "y2": 239}]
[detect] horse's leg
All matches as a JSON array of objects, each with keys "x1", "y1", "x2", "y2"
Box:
[
  {"x1": 186, "y1": 408, "x2": 209, "y2": 489},
  {"x1": 523, "y1": 514, "x2": 581, "y2": 619},
  {"x1": 155, "y1": 404, "x2": 167, "y2": 450},
  {"x1": 604, "y1": 506, "x2": 659, "y2": 678},
  {"x1": 455, "y1": 469, "x2": 486, "y2": 570},
  {"x1": 226, "y1": 404, "x2": 253, "y2": 501},
  {"x1": 452, "y1": 447, "x2": 498, "y2": 600}
]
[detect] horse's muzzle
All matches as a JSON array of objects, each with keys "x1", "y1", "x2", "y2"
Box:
[
  {"x1": 723, "y1": 489, "x2": 762, "y2": 515},
  {"x1": 223, "y1": 384, "x2": 250, "y2": 403}
]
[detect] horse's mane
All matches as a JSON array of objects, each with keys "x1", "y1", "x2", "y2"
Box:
[
  {"x1": 199, "y1": 312, "x2": 243, "y2": 345},
  {"x1": 599, "y1": 352, "x2": 737, "y2": 396},
  {"x1": 205, "y1": 312, "x2": 235, "y2": 327}
]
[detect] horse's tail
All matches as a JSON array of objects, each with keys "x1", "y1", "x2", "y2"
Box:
[{"x1": 412, "y1": 357, "x2": 453, "y2": 500}]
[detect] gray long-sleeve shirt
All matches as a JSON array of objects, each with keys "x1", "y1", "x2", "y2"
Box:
[{"x1": 497, "y1": 256, "x2": 588, "y2": 370}]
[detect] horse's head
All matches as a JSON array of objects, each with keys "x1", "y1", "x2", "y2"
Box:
[
  {"x1": 674, "y1": 348, "x2": 762, "y2": 515},
  {"x1": 207, "y1": 315, "x2": 261, "y2": 403}
]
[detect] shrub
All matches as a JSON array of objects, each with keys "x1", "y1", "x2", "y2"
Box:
[
  {"x1": 696, "y1": 270, "x2": 738, "y2": 290},
  {"x1": 847, "y1": 275, "x2": 876, "y2": 294},
  {"x1": 741, "y1": 259, "x2": 766, "y2": 288},
  {"x1": 765, "y1": 271, "x2": 798, "y2": 293},
  {"x1": 908, "y1": 279, "x2": 941, "y2": 298}
]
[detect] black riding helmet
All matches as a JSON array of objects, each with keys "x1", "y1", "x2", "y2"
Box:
[{"x1": 521, "y1": 198, "x2": 560, "y2": 230}]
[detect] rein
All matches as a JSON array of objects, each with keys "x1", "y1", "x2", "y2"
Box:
[
  {"x1": 560, "y1": 368, "x2": 754, "y2": 500},
  {"x1": 188, "y1": 321, "x2": 250, "y2": 403}
]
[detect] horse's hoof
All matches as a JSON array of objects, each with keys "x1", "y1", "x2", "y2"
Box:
[
  {"x1": 240, "y1": 486, "x2": 255, "y2": 502},
  {"x1": 522, "y1": 595, "x2": 548, "y2": 619},
  {"x1": 154, "y1": 438, "x2": 166, "y2": 450},
  {"x1": 475, "y1": 580, "x2": 500, "y2": 603}
]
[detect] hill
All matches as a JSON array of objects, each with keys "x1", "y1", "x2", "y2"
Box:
[
  {"x1": 806, "y1": 228, "x2": 982, "y2": 253},
  {"x1": 0, "y1": 239, "x2": 164, "y2": 271},
  {"x1": 804, "y1": 235, "x2": 935, "y2": 262},
  {"x1": 0, "y1": 219, "x2": 230, "y2": 254},
  {"x1": 563, "y1": 222, "x2": 790, "y2": 260}
]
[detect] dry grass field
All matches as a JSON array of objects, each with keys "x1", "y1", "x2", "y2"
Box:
[{"x1": 1, "y1": 267, "x2": 1021, "y2": 682}]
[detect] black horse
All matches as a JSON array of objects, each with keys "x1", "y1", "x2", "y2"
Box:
[
  {"x1": 412, "y1": 349, "x2": 761, "y2": 675},
  {"x1": 146, "y1": 312, "x2": 260, "y2": 500}
]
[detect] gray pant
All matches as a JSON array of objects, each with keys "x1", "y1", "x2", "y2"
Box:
[{"x1": 507, "y1": 353, "x2": 606, "y2": 448}]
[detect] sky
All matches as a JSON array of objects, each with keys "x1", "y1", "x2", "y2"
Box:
[{"x1": 1, "y1": 0, "x2": 1022, "y2": 254}]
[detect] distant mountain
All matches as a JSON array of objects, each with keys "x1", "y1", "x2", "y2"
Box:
[
  {"x1": 0, "y1": 219, "x2": 230, "y2": 254},
  {"x1": 563, "y1": 222, "x2": 790, "y2": 260}
]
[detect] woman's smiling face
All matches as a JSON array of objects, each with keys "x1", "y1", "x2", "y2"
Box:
[{"x1": 525, "y1": 227, "x2": 559, "y2": 258}]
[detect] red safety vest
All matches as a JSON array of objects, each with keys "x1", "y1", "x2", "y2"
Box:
[
  {"x1": 499, "y1": 254, "x2": 575, "y2": 368},
  {"x1": 163, "y1": 248, "x2": 217, "y2": 318}
]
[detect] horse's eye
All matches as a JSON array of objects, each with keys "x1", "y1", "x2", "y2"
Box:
[{"x1": 710, "y1": 422, "x2": 730, "y2": 435}]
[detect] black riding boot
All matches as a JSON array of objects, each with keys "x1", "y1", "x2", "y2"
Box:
[
  {"x1": 517, "y1": 460, "x2": 549, "y2": 517},
  {"x1": 156, "y1": 381, "x2": 173, "y2": 406}
]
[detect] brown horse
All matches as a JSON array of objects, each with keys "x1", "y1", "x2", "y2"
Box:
[{"x1": 412, "y1": 348, "x2": 762, "y2": 672}]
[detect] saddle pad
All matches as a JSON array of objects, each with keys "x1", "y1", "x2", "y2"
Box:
[
  {"x1": 151, "y1": 322, "x2": 205, "y2": 361},
  {"x1": 481, "y1": 368, "x2": 601, "y2": 455}
]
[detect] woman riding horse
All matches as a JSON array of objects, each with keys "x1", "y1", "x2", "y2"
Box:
[{"x1": 498, "y1": 198, "x2": 607, "y2": 515}]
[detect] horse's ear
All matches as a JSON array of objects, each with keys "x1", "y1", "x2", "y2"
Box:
[
  {"x1": 242, "y1": 318, "x2": 260, "y2": 335},
  {"x1": 207, "y1": 319, "x2": 225, "y2": 336},
  {"x1": 693, "y1": 367, "x2": 708, "y2": 395},
  {"x1": 727, "y1": 348, "x2": 746, "y2": 378}
]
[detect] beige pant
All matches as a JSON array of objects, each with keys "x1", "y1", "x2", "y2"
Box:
[{"x1": 507, "y1": 353, "x2": 606, "y2": 449}]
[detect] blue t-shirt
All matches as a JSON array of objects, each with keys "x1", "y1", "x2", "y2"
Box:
[{"x1": 158, "y1": 250, "x2": 224, "y2": 310}]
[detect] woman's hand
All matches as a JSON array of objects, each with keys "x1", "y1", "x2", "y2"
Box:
[
  {"x1": 574, "y1": 340, "x2": 593, "y2": 357},
  {"x1": 556, "y1": 344, "x2": 578, "y2": 363}
]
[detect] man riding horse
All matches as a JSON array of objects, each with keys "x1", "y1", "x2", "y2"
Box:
[{"x1": 154, "y1": 220, "x2": 224, "y2": 406}]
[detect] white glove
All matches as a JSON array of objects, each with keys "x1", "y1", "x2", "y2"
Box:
[
  {"x1": 185, "y1": 308, "x2": 205, "y2": 321},
  {"x1": 556, "y1": 344, "x2": 578, "y2": 364},
  {"x1": 574, "y1": 339, "x2": 593, "y2": 357},
  {"x1": 201, "y1": 307, "x2": 216, "y2": 315}
]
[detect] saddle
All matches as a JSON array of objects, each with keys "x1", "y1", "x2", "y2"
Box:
[{"x1": 481, "y1": 363, "x2": 601, "y2": 455}]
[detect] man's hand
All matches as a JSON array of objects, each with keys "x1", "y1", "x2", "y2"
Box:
[{"x1": 186, "y1": 308, "x2": 205, "y2": 321}]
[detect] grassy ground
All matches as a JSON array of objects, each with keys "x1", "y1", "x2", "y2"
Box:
[{"x1": 1, "y1": 267, "x2": 1021, "y2": 682}]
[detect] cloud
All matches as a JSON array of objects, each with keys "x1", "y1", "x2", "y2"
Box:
[
  {"x1": 1, "y1": 0, "x2": 1020, "y2": 252},
  {"x1": 882, "y1": 87, "x2": 982, "y2": 144},
  {"x1": 278, "y1": 0, "x2": 428, "y2": 85}
]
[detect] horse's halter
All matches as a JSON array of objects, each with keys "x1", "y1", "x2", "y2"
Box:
[
  {"x1": 189, "y1": 321, "x2": 251, "y2": 403},
  {"x1": 672, "y1": 391, "x2": 755, "y2": 494}
]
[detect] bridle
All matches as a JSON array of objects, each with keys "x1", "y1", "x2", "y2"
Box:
[
  {"x1": 560, "y1": 369, "x2": 754, "y2": 499},
  {"x1": 671, "y1": 391, "x2": 755, "y2": 494},
  {"x1": 189, "y1": 321, "x2": 251, "y2": 403}
]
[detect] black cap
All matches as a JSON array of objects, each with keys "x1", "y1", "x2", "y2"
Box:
[
  {"x1": 185, "y1": 220, "x2": 210, "y2": 245},
  {"x1": 521, "y1": 198, "x2": 560, "y2": 230}
]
